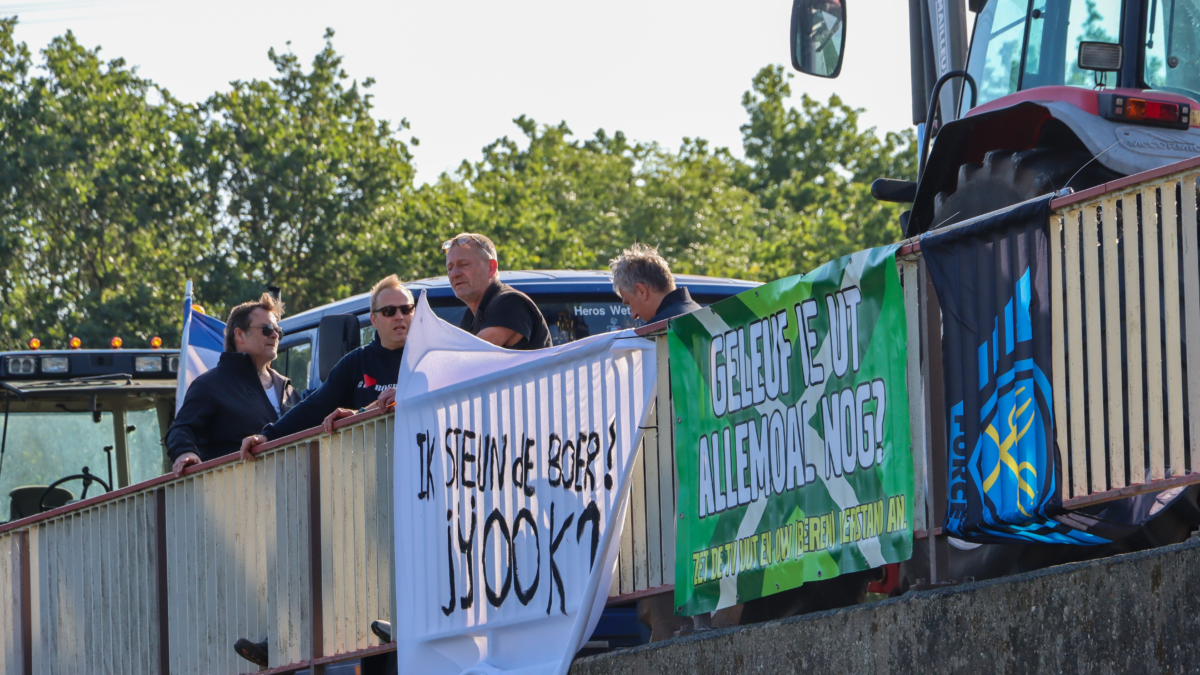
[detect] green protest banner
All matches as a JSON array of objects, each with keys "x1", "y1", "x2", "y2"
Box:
[{"x1": 670, "y1": 244, "x2": 913, "y2": 615}]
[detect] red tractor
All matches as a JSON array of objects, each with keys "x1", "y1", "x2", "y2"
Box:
[
  {"x1": 791, "y1": 0, "x2": 1200, "y2": 584},
  {"x1": 793, "y1": 0, "x2": 1200, "y2": 232}
]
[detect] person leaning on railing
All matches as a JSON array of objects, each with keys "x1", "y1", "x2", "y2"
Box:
[
  {"x1": 609, "y1": 242, "x2": 701, "y2": 326},
  {"x1": 165, "y1": 293, "x2": 300, "y2": 478},
  {"x1": 237, "y1": 275, "x2": 414, "y2": 462},
  {"x1": 445, "y1": 232, "x2": 553, "y2": 349},
  {"x1": 610, "y1": 243, "x2": 707, "y2": 642},
  {"x1": 230, "y1": 276, "x2": 413, "y2": 670}
]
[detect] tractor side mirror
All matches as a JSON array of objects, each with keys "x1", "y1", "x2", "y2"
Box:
[
  {"x1": 790, "y1": 0, "x2": 846, "y2": 78},
  {"x1": 317, "y1": 314, "x2": 361, "y2": 382}
]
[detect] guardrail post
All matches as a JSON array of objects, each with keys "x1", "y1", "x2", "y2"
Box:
[
  {"x1": 309, "y1": 439, "x2": 325, "y2": 675},
  {"x1": 919, "y1": 259, "x2": 950, "y2": 583},
  {"x1": 156, "y1": 488, "x2": 170, "y2": 675},
  {"x1": 18, "y1": 530, "x2": 31, "y2": 675}
]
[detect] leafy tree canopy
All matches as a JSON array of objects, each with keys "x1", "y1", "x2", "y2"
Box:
[{"x1": 0, "y1": 20, "x2": 915, "y2": 350}]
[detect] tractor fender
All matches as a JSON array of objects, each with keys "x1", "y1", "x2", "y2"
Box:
[
  {"x1": 910, "y1": 96, "x2": 1200, "y2": 235},
  {"x1": 1040, "y1": 100, "x2": 1200, "y2": 177}
]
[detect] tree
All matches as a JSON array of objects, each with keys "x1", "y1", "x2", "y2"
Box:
[
  {"x1": 198, "y1": 28, "x2": 416, "y2": 316},
  {"x1": 0, "y1": 22, "x2": 918, "y2": 348},
  {"x1": 735, "y1": 65, "x2": 916, "y2": 278},
  {"x1": 0, "y1": 19, "x2": 211, "y2": 349}
]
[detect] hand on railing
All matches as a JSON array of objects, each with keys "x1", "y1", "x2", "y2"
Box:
[
  {"x1": 322, "y1": 408, "x2": 358, "y2": 434},
  {"x1": 375, "y1": 386, "x2": 397, "y2": 410},
  {"x1": 172, "y1": 452, "x2": 201, "y2": 478},
  {"x1": 240, "y1": 435, "x2": 267, "y2": 462}
]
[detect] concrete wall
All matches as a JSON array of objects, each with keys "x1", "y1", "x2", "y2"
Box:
[{"x1": 572, "y1": 538, "x2": 1200, "y2": 675}]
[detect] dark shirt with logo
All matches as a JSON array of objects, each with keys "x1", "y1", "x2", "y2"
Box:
[
  {"x1": 167, "y1": 352, "x2": 300, "y2": 463},
  {"x1": 459, "y1": 281, "x2": 553, "y2": 350},
  {"x1": 261, "y1": 333, "x2": 404, "y2": 441}
]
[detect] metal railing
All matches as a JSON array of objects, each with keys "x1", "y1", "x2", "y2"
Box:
[
  {"x1": 1, "y1": 155, "x2": 1198, "y2": 672},
  {"x1": 1049, "y1": 160, "x2": 1200, "y2": 507},
  {"x1": 609, "y1": 335, "x2": 678, "y2": 602},
  {"x1": 0, "y1": 410, "x2": 398, "y2": 675}
]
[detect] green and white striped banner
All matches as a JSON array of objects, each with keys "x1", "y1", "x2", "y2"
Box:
[{"x1": 670, "y1": 244, "x2": 914, "y2": 615}]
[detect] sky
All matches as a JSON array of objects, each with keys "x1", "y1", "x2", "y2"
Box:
[{"x1": 6, "y1": 0, "x2": 917, "y2": 185}]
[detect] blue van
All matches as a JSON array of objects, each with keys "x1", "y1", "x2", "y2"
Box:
[{"x1": 275, "y1": 270, "x2": 759, "y2": 395}]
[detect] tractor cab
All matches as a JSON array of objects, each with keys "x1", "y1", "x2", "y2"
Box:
[
  {"x1": 791, "y1": 0, "x2": 1200, "y2": 232},
  {"x1": 968, "y1": 0, "x2": 1199, "y2": 110},
  {"x1": 0, "y1": 342, "x2": 179, "y2": 523}
]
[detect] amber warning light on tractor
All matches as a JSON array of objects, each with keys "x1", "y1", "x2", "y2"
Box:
[
  {"x1": 69, "y1": 337, "x2": 82, "y2": 349},
  {"x1": 150, "y1": 336, "x2": 163, "y2": 349},
  {"x1": 27, "y1": 338, "x2": 40, "y2": 350},
  {"x1": 110, "y1": 336, "x2": 123, "y2": 349},
  {"x1": 1099, "y1": 93, "x2": 1190, "y2": 129}
]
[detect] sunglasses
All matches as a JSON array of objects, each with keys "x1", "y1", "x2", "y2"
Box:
[
  {"x1": 441, "y1": 235, "x2": 496, "y2": 260},
  {"x1": 251, "y1": 323, "x2": 284, "y2": 338},
  {"x1": 373, "y1": 304, "x2": 415, "y2": 318}
]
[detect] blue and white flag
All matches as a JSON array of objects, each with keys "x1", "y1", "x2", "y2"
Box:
[{"x1": 175, "y1": 281, "x2": 226, "y2": 413}]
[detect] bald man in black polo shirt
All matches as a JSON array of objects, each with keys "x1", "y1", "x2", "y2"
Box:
[{"x1": 443, "y1": 232, "x2": 552, "y2": 350}]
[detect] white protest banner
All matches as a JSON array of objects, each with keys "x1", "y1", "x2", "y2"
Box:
[{"x1": 394, "y1": 293, "x2": 656, "y2": 675}]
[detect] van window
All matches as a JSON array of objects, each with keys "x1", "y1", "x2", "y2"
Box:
[
  {"x1": 278, "y1": 341, "x2": 312, "y2": 392},
  {"x1": 430, "y1": 300, "x2": 640, "y2": 347},
  {"x1": 539, "y1": 300, "x2": 640, "y2": 344}
]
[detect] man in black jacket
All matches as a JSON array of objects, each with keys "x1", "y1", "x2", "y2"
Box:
[
  {"x1": 238, "y1": 275, "x2": 414, "y2": 458},
  {"x1": 609, "y1": 242, "x2": 702, "y2": 325},
  {"x1": 166, "y1": 293, "x2": 299, "y2": 477}
]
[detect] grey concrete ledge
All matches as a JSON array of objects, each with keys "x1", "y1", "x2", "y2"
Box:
[{"x1": 572, "y1": 537, "x2": 1200, "y2": 675}]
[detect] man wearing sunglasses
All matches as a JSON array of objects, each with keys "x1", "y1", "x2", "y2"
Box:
[
  {"x1": 167, "y1": 293, "x2": 300, "y2": 478},
  {"x1": 444, "y1": 232, "x2": 552, "y2": 350},
  {"x1": 238, "y1": 275, "x2": 414, "y2": 463}
]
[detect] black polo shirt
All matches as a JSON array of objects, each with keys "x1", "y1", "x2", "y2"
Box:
[{"x1": 459, "y1": 281, "x2": 552, "y2": 350}]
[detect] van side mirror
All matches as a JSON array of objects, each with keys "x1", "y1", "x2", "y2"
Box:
[
  {"x1": 318, "y1": 314, "x2": 361, "y2": 382},
  {"x1": 790, "y1": 0, "x2": 846, "y2": 78}
]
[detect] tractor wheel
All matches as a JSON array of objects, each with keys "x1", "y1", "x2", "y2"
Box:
[{"x1": 931, "y1": 148, "x2": 1120, "y2": 230}]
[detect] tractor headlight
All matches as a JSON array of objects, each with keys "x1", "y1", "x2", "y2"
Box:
[
  {"x1": 40, "y1": 356, "x2": 69, "y2": 374},
  {"x1": 5, "y1": 355, "x2": 36, "y2": 375},
  {"x1": 135, "y1": 356, "x2": 164, "y2": 373}
]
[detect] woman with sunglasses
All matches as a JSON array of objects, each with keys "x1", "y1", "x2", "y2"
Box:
[{"x1": 166, "y1": 293, "x2": 301, "y2": 478}]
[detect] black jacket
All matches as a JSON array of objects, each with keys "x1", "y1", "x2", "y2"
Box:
[
  {"x1": 166, "y1": 352, "x2": 300, "y2": 463},
  {"x1": 649, "y1": 287, "x2": 702, "y2": 324},
  {"x1": 262, "y1": 334, "x2": 404, "y2": 441}
]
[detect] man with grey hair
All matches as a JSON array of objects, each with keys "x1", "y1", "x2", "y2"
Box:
[
  {"x1": 444, "y1": 232, "x2": 552, "y2": 350},
  {"x1": 609, "y1": 242, "x2": 701, "y2": 324}
]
